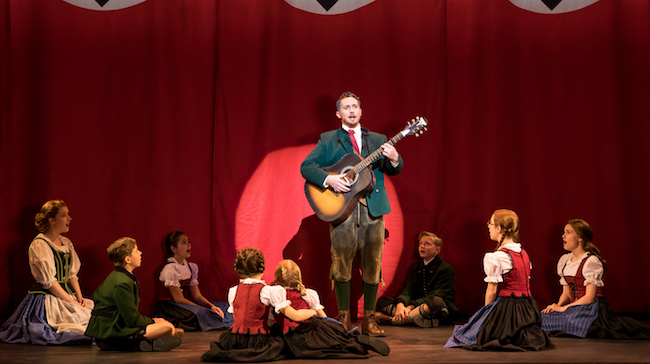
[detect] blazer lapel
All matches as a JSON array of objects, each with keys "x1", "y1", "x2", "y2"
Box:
[
  {"x1": 337, "y1": 127, "x2": 355, "y2": 154},
  {"x1": 360, "y1": 128, "x2": 370, "y2": 157}
]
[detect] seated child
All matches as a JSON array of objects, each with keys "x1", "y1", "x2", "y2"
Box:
[
  {"x1": 0, "y1": 200, "x2": 93, "y2": 345},
  {"x1": 444, "y1": 209, "x2": 553, "y2": 351},
  {"x1": 85, "y1": 237, "x2": 184, "y2": 351},
  {"x1": 201, "y1": 248, "x2": 317, "y2": 362},
  {"x1": 376, "y1": 232, "x2": 457, "y2": 328},
  {"x1": 541, "y1": 219, "x2": 650, "y2": 339},
  {"x1": 155, "y1": 231, "x2": 232, "y2": 331},
  {"x1": 272, "y1": 259, "x2": 389, "y2": 358}
]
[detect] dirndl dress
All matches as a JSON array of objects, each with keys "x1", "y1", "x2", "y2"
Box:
[
  {"x1": 201, "y1": 279, "x2": 289, "y2": 362},
  {"x1": 156, "y1": 258, "x2": 233, "y2": 331},
  {"x1": 275, "y1": 288, "x2": 370, "y2": 359},
  {"x1": 0, "y1": 235, "x2": 92, "y2": 345},
  {"x1": 541, "y1": 253, "x2": 650, "y2": 339},
  {"x1": 444, "y1": 244, "x2": 553, "y2": 351}
]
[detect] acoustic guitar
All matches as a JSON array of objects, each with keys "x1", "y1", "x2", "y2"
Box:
[{"x1": 304, "y1": 116, "x2": 428, "y2": 223}]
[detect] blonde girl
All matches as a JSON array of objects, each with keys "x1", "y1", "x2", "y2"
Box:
[{"x1": 271, "y1": 259, "x2": 389, "y2": 358}]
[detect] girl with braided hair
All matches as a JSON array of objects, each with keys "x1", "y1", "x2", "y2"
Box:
[
  {"x1": 444, "y1": 209, "x2": 553, "y2": 351},
  {"x1": 201, "y1": 248, "x2": 317, "y2": 362},
  {"x1": 270, "y1": 259, "x2": 389, "y2": 358},
  {"x1": 541, "y1": 219, "x2": 650, "y2": 339}
]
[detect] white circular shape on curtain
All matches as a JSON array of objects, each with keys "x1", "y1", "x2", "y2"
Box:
[
  {"x1": 62, "y1": 0, "x2": 146, "y2": 11},
  {"x1": 509, "y1": 0, "x2": 600, "y2": 14},
  {"x1": 285, "y1": 0, "x2": 375, "y2": 15}
]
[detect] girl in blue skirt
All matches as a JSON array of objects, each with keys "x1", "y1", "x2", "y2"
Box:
[
  {"x1": 444, "y1": 209, "x2": 553, "y2": 351},
  {"x1": 541, "y1": 219, "x2": 650, "y2": 339}
]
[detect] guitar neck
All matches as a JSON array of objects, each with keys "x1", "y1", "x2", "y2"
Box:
[{"x1": 353, "y1": 131, "x2": 405, "y2": 174}]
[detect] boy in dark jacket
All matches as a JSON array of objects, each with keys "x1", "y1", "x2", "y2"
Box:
[
  {"x1": 376, "y1": 232, "x2": 458, "y2": 327},
  {"x1": 85, "y1": 237, "x2": 183, "y2": 351}
]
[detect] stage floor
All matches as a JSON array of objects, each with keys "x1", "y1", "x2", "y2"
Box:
[{"x1": 2, "y1": 322, "x2": 650, "y2": 363}]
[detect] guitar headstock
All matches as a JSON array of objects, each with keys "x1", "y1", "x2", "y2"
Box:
[{"x1": 401, "y1": 116, "x2": 428, "y2": 137}]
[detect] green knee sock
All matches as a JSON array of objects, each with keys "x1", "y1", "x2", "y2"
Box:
[
  {"x1": 334, "y1": 280, "x2": 351, "y2": 311},
  {"x1": 363, "y1": 282, "x2": 378, "y2": 311}
]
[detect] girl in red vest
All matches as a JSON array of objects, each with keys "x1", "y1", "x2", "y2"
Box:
[
  {"x1": 444, "y1": 209, "x2": 553, "y2": 350},
  {"x1": 541, "y1": 219, "x2": 650, "y2": 339},
  {"x1": 201, "y1": 248, "x2": 317, "y2": 362},
  {"x1": 271, "y1": 259, "x2": 389, "y2": 358}
]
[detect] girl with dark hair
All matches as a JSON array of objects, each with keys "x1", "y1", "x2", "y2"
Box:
[
  {"x1": 444, "y1": 209, "x2": 553, "y2": 351},
  {"x1": 201, "y1": 248, "x2": 318, "y2": 362},
  {"x1": 541, "y1": 219, "x2": 650, "y2": 339},
  {"x1": 0, "y1": 200, "x2": 93, "y2": 345},
  {"x1": 154, "y1": 231, "x2": 232, "y2": 331}
]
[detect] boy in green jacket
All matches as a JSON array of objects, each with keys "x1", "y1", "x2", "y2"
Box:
[{"x1": 85, "y1": 237, "x2": 183, "y2": 351}]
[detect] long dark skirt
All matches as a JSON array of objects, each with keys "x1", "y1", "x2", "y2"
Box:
[
  {"x1": 445, "y1": 295, "x2": 553, "y2": 351},
  {"x1": 201, "y1": 329, "x2": 286, "y2": 362},
  {"x1": 284, "y1": 317, "x2": 370, "y2": 359},
  {"x1": 587, "y1": 297, "x2": 650, "y2": 340},
  {"x1": 474, "y1": 295, "x2": 554, "y2": 351}
]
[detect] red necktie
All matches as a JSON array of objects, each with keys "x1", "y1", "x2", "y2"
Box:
[{"x1": 348, "y1": 129, "x2": 360, "y2": 154}]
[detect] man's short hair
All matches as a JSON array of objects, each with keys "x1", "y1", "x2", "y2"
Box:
[
  {"x1": 336, "y1": 91, "x2": 361, "y2": 111},
  {"x1": 107, "y1": 237, "x2": 137, "y2": 266},
  {"x1": 418, "y1": 231, "x2": 443, "y2": 247}
]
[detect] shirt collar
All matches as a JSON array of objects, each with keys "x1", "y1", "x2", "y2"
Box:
[
  {"x1": 166, "y1": 256, "x2": 187, "y2": 265},
  {"x1": 240, "y1": 277, "x2": 266, "y2": 285},
  {"x1": 500, "y1": 242, "x2": 522, "y2": 252},
  {"x1": 341, "y1": 124, "x2": 361, "y2": 134},
  {"x1": 423, "y1": 256, "x2": 436, "y2": 266},
  {"x1": 115, "y1": 265, "x2": 138, "y2": 282}
]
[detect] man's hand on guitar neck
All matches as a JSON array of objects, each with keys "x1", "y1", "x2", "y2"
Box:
[
  {"x1": 325, "y1": 174, "x2": 351, "y2": 194},
  {"x1": 381, "y1": 143, "x2": 400, "y2": 165}
]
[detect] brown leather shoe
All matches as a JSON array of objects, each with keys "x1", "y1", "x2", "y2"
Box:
[
  {"x1": 374, "y1": 311, "x2": 394, "y2": 325},
  {"x1": 362, "y1": 310, "x2": 386, "y2": 337},
  {"x1": 335, "y1": 310, "x2": 353, "y2": 332}
]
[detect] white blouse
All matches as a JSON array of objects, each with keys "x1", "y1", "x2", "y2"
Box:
[
  {"x1": 483, "y1": 243, "x2": 532, "y2": 283},
  {"x1": 557, "y1": 252, "x2": 604, "y2": 287},
  {"x1": 285, "y1": 287, "x2": 325, "y2": 311},
  {"x1": 159, "y1": 257, "x2": 199, "y2": 287},
  {"x1": 227, "y1": 278, "x2": 292, "y2": 314},
  {"x1": 28, "y1": 233, "x2": 81, "y2": 289}
]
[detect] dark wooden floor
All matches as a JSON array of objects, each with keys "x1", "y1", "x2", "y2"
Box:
[{"x1": 2, "y1": 321, "x2": 650, "y2": 363}]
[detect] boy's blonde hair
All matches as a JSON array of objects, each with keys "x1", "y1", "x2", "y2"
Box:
[{"x1": 107, "y1": 237, "x2": 137, "y2": 266}]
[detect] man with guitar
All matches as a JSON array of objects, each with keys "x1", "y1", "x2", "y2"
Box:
[{"x1": 300, "y1": 92, "x2": 403, "y2": 337}]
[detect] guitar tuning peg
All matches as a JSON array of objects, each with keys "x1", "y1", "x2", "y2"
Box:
[
  {"x1": 424, "y1": 127, "x2": 428, "y2": 131},
  {"x1": 415, "y1": 134, "x2": 419, "y2": 137}
]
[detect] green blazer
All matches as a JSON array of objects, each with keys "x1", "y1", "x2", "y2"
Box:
[
  {"x1": 85, "y1": 267, "x2": 154, "y2": 339},
  {"x1": 301, "y1": 127, "x2": 404, "y2": 218}
]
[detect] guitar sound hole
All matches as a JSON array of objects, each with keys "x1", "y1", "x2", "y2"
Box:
[{"x1": 340, "y1": 166, "x2": 358, "y2": 186}]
